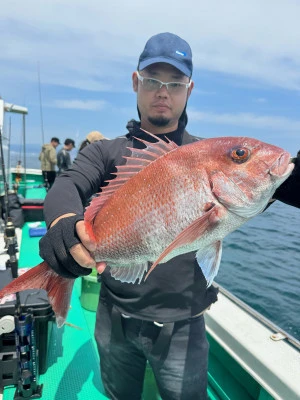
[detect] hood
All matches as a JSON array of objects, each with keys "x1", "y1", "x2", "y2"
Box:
[
  {"x1": 42, "y1": 143, "x2": 53, "y2": 151},
  {"x1": 125, "y1": 118, "x2": 187, "y2": 146}
]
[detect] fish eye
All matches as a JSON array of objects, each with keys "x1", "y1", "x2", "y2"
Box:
[{"x1": 230, "y1": 147, "x2": 250, "y2": 163}]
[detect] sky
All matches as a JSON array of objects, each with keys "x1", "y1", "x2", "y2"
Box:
[{"x1": 1, "y1": 0, "x2": 300, "y2": 157}]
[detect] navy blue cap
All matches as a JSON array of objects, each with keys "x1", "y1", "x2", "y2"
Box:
[{"x1": 138, "y1": 32, "x2": 193, "y2": 77}]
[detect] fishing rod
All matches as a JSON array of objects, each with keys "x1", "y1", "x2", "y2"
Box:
[
  {"x1": 0, "y1": 101, "x2": 28, "y2": 281},
  {"x1": 7, "y1": 117, "x2": 11, "y2": 187},
  {"x1": 37, "y1": 62, "x2": 45, "y2": 144},
  {"x1": 0, "y1": 125, "x2": 9, "y2": 224},
  {"x1": 0, "y1": 125, "x2": 19, "y2": 278},
  {"x1": 22, "y1": 113, "x2": 27, "y2": 190}
]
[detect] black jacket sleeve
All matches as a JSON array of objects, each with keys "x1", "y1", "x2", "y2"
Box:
[
  {"x1": 43, "y1": 138, "x2": 128, "y2": 228},
  {"x1": 273, "y1": 151, "x2": 300, "y2": 209}
]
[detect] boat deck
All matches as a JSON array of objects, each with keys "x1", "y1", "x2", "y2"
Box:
[{"x1": 1, "y1": 181, "x2": 299, "y2": 399}]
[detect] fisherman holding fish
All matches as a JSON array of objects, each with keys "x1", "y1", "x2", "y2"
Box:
[{"x1": 1, "y1": 33, "x2": 300, "y2": 399}]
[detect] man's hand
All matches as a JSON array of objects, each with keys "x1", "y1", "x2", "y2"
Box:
[
  {"x1": 40, "y1": 213, "x2": 106, "y2": 278},
  {"x1": 72, "y1": 220, "x2": 107, "y2": 274}
]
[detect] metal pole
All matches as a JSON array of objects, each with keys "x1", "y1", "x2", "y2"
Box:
[{"x1": 37, "y1": 62, "x2": 45, "y2": 144}]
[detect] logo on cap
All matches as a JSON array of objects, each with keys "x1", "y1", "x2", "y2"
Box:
[{"x1": 176, "y1": 50, "x2": 186, "y2": 57}]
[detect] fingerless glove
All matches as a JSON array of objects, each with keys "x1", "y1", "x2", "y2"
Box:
[{"x1": 39, "y1": 215, "x2": 92, "y2": 278}]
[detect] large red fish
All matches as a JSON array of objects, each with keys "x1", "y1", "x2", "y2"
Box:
[{"x1": 0, "y1": 134, "x2": 294, "y2": 326}]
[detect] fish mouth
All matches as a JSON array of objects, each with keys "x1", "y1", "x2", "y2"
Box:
[{"x1": 269, "y1": 152, "x2": 294, "y2": 178}]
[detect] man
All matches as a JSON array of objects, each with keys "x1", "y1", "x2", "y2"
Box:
[
  {"x1": 79, "y1": 130, "x2": 107, "y2": 152},
  {"x1": 57, "y1": 138, "x2": 75, "y2": 175},
  {"x1": 39, "y1": 136, "x2": 60, "y2": 189},
  {"x1": 40, "y1": 33, "x2": 300, "y2": 399}
]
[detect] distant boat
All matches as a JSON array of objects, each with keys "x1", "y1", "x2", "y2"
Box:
[{"x1": 0, "y1": 99, "x2": 299, "y2": 400}]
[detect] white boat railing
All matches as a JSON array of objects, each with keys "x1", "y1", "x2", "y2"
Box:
[
  {"x1": 214, "y1": 283, "x2": 300, "y2": 350},
  {"x1": 206, "y1": 283, "x2": 300, "y2": 400}
]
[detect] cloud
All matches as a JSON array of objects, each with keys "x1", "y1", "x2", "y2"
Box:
[
  {"x1": 255, "y1": 98, "x2": 267, "y2": 103},
  {"x1": 51, "y1": 99, "x2": 107, "y2": 111},
  {"x1": 188, "y1": 110, "x2": 300, "y2": 131},
  {"x1": 2, "y1": 0, "x2": 300, "y2": 92},
  {"x1": 1, "y1": 0, "x2": 300, "y2": 153}
]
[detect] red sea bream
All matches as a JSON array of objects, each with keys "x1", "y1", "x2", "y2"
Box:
[{"x1": 0, "y1": 134, "x2": 294, "y2": 326}]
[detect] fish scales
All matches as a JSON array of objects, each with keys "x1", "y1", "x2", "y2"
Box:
[{"x1": 92, "y1": 144, "x2": 210, "y2": 264}]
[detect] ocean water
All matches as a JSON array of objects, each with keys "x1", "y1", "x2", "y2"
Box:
[
  {"x1": 216, "y1": 201, "x2": 300, "y2": 341},
  {"x1": 7, "y1": 149, "x2": 300, "y2": 341}
]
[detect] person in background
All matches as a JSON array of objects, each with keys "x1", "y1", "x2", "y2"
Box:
[
  {"x1": 57, "y1": 138, "x2": 75, "y2": 175},
  {"x1": 39, "y1": 137, "x2": 60, "y2": 190},
  {"x1": 39, "y1": 33, "x2": 300, "y2": 400},
  {"x1": 78, "y1": 130, "x2": 106, "y2": 152},
  {"x1": 15, "y1": 160, "x2": 22, "y2": 184}
]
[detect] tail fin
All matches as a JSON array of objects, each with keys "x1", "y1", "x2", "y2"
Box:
[{"x1": 0, "y1": 261, "x2": 75, "y2": 327}]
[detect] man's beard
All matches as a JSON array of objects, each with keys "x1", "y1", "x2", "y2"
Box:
[{"x1": 148, "y1": 116, "x2": 170, "y2": 127}]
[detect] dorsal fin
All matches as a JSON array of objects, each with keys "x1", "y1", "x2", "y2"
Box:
[{"x1": 84, "y1": 131, "x2": 178, "y2": 236}]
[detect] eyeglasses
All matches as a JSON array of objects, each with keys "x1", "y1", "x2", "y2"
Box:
[{"x1": 136, "y1": 72, "x2": 191, "y2": 94}]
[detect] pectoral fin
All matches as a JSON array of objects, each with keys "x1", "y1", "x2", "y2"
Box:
[
  {"x1": 110, "y1": 263, "x2": 148, "y2": 284},
  {"x1": 144, "y1": 203, "x2": 224, "y2": 280},
  {"x1": 196, "y1": 241, "x2": 222, "y2": 286}
]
